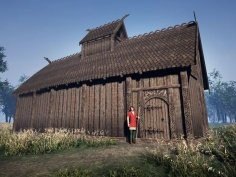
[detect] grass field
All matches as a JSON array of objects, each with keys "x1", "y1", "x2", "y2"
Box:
[{"x1": 0, "y1": 123, "x2": 235, "y2": 177}]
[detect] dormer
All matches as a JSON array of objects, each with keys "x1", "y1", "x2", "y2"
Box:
[{"x1": 80, "y1": 15, "x2": 128, "y2": 57}]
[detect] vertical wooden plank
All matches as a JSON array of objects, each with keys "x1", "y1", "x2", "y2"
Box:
[
  {"x1": 37, "y1": 94, "x2": 42, "y2": 130},
  {"x1": 58, "y1": 90, "x2": 63, "y2": 128},
  {"x1": 62, "y1": 90, "x2": 67, "y2": 128},
  {"x1": 36, "y1": 94, "x2": 40, "y2": 130},
  {"x1": 33, "y1": 95, "x2": 38, "y2": 130},
  {"x1": 88, "y1": 85, "x2": 94, "y2": 132},
  {"x1": 13, "y1": 97, "x2": 20, "y2": 130},
  {"x1": 167, "y1": 75, "x2": 175, "y2": 139},
  {"x1": 54, "y1": 91, "x2": 59, "y2": 128},
  {"x1": 143, "y1": 78, "x2": 149, "y2": 88},
  {"x1": 45, "y1": 93, "x2": 50, "y2": 128},
  {"x1": 15, "y1": 97, "x2": 21, "y2": 130},
  {"x1": 126, "y1": 77, "x2": 132, "y2": 109},
  {"x1": 151, "y1": 74, "x2": 156, "y2": 140},
  {"x1": 111, "y1": 82, "x2": 118, "y2": 136},
  {"x1": 69, "y1": 88, "x2": 74, "y2": 128},
  {"x1": 41, "y1": 93, "x2": 46, "y2": 130},
  {"x1": 78, "y1": 87, "x2": 83, "y2": 129},
  {"x1": 70, "y1": 88, "x2": 75, "y2": 129},
  {"x1": 42, "y1": 93, "x2": 46, "y2": 129},
  {"x1": 105, "y1": 83, "x2": 112, "y2": 136},
  {"x1": 43, "y1": 93, "x2": 47, "y2": 128},
  {"x1": 25, "y1": 97, "x2": 29, "y2": 129},
  {"x1": 99, "y1": 84, "x2": 106, "y2": 132},
  {"x1": 180, "y1": 71, "x2": 193, "y2": 138},
  {"x1": 46, "y1": 92, "x2": 51, "y2": 128},
  {"x1": 48, "y1": 91, "x2": 53, "y2": 128},
  {"x1": 117, "y1": 81, "x2": 124, "y2": 137},
  {"x1": 74, "y1": 88, "x2": 79, "y2": 129},
  {"x1": 51, "y1": 90, "x2": 57, "y2": 128},
  {"x1": 66, "y1": 88, "x2": 71, "y2": 128},
  {"x1": 83, "y1": 84, "x2": 89, "y2": 131},
  {"x1": 94, "y1": 85, "x2": 100, "y2": 131},
  {"x1": 21, "y1": 97, "x2": 25, "y2": 129}
]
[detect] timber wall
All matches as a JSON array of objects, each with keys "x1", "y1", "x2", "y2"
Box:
[
  {"x1": 14, "y1": 80, "x2": 126, "y2": 137},
  {"x1": 14, "y1": 71, "x2": 207, "y2": 139}
]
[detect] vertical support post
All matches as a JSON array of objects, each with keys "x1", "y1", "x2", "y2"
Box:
[
  {"x1": 168, "y1": 87, "x2": 176, "y2": 139},
  {"x1": 180, "y1": 71, "x2": 193, "y2": 138}
]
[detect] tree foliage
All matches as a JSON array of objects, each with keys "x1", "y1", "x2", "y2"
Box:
[
  {"x1": 206, "y1": 69, "x2": 236, "y2": 123},
  {"x1": 0, "y1": 46, "x2": 8, "y2": 89},
  {"x1": 0, "y1": 81, "x2": 16, "y2": 123}
]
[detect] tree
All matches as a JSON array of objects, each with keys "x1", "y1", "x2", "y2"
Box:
[
  {"x1": 19, "y1": 74, "x2": 28, "y2": 83},
  {"x1": 0, "y1": 46, "x2": 7, "y2": 89},
  {"x1": 0, "y1": 81, "x2": 16, "y2": 123},
  {"x1": 206, "y1": 69, "x2": 236, "y2": 123}
]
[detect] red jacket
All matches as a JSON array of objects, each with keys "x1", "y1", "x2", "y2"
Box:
[{"x1": 127, "y1": 111, "x2": 137, "y2": 128}]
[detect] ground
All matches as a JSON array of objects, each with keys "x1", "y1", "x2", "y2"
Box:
[{"x1": 0, "y1": 140, "x2": 167, "y2": 177}]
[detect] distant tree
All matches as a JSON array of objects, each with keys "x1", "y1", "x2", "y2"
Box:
[
  {"x1": 0, "y1": 81, "x2": 16, "y2": 123},
  {"x1": 0, "y1": 46, "x2": 7, "y2": 89},
  {"x1": 19, "y1": 74, "x2": 28, "y2": 84},
  {"x1": 206, "y1": 69, "x2": 236, "y2": 123}
]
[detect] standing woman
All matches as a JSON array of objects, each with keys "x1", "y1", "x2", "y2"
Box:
[{"x1": 127, "y1": 106, "x2": 139, "y2": 144}]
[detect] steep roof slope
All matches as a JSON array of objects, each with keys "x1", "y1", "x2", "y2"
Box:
[{"x1": 16, "y1": 21, "x2": 198, "y2": 94}]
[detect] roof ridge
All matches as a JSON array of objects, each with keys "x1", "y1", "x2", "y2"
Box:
[
  {"x1": 88, "y1": 18, "x2": 122, "y2": 31},
  {"x1": 122, "y1": 21, "x2": 196, "y2": 42},
  {"x1": 51, "y1": 52, "x2": 81, "y2": 63}
]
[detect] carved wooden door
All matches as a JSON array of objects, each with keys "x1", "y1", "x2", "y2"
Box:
[{"x1": 140, "y1": 89, "x2": 170, "y2": 139}]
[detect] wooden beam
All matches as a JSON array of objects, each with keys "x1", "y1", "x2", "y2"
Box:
[
  {"x1": 131, "y1": 84, "x2": 180, "y2": 92},
  {"x1": 180, "y1": 71, "x2": 193, "y2": 138}
]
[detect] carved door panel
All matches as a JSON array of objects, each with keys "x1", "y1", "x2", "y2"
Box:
[{"x1": 142, "y1": 97, "x2": 169, "y2": 138}]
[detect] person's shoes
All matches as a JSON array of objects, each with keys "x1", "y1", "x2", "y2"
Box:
[{"x1": 132, "y1": 140, "x2": 136, "y2": 144}]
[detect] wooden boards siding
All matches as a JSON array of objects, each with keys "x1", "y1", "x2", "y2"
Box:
[{"x1": 15, "y1": 80, "x2": 126, "y2": 136}]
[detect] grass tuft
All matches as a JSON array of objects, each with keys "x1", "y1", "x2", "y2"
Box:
[
  {"x1": 145, "y1": 124, "x2": 236, "y2": 177},
  {"x1": 0, "y1": 124, "x2": 117, "y2": 156}
]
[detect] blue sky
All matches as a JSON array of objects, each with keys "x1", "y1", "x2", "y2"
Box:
[{"x1": 1, "y1": 0, "x2": 236, "y2": 86}]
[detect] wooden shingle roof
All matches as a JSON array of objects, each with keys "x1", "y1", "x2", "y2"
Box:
[
  {"x1": 80, "y1": 19, "x2": 123, "y2": 44},
  {"x1": 15, "y1": 21, "x2": 200, "y2": 94}
]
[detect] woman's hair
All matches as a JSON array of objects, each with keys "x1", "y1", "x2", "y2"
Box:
[{"x1": 129, "y1": 106, "x2": 134, "y2": 111}]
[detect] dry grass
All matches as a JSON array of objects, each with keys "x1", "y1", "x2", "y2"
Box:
[{"x1": 0, "y1": 123, "x2": 116, "y2": 156}]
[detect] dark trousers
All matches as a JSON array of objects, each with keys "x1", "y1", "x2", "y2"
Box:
[{"x1": 129, "y1": 130, "x2": 136, "y2": 143}]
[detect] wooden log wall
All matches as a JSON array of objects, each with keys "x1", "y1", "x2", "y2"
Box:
[{"x1": 14, "y1": 80, "x2": 126, "y2": 136}]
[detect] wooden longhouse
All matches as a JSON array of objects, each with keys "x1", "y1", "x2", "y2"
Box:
[{"x1": 14, "y1": 16, "x2": 209, "y2": 139}]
